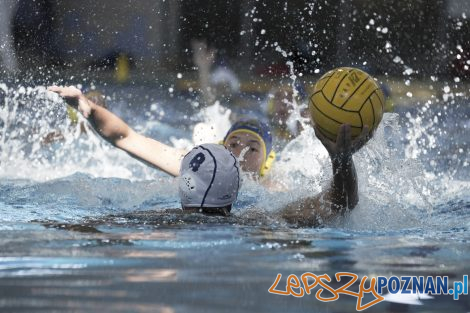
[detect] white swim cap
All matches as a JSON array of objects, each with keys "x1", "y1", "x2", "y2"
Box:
[{"x1": 179, "y1": 144, "x2": 240, "y2": 209}]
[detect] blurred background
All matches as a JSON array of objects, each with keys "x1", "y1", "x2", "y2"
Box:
[
  {"x1": 2, "y1": 0, "x2": 470, "y2": 85},
  {"x1": 0, "y1": 3, "x2": 469, "y2": 313}
]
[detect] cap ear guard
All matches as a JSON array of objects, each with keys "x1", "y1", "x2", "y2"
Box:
[{"x1": 260, "y1": 150, "x2": 276, "y2": 177}]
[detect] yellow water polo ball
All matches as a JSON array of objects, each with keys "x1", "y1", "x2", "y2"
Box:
[{"x1": 309, "y1": 67, "x2": 384, "y2": 141}]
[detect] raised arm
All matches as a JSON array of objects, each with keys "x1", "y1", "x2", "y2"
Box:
[
  {"x1": 48, "y1": 86, "x2": 186, "y2": 177},
  {"x1": 191, "y1": 39, "x2": 216, "y2": 106},
  {"x1": 318, "y1": 124, "x2": 369, "y2": 211},
  {"x1": 280, "y1": 124, "x2": 369, "y2": 226}
]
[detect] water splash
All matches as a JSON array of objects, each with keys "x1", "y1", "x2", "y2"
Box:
[
  {"x1": 0, "y1": 84, "x2": 468, "y2": 232},
  {"x1": 0, "y1": 85, "x2": 165, "y2": 181}
]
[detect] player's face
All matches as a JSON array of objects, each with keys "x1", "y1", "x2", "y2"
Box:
[{"x1": 224, "y1": 132, "x2": 265, "y2": 175}]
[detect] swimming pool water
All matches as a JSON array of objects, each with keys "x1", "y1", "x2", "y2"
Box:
[{"x1": 0, "y1": 84, "x2": 469, "y2": 312}]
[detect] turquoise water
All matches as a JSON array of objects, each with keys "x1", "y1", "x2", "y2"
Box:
[{"x1": 0, "y1": 84, "x2": 469, "y2": 312}]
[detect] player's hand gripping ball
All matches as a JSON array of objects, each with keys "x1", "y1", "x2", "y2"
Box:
[{"x1": 309, "y1": 67, "x2": 384, "y2": 141}]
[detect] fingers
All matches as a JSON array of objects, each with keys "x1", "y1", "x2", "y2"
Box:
[
  {"x1": 360, "y1": 125, "x2": 370, "y2": 140},
  {"x1": 314, "y1": 125, "x2": 334, "y2": 151},
  {"x1": 47, "y1": 86, "x2": 61, "y2": 93},
  {"x1": 47, "y1": 86, "x2": 64, "y2": 96},
  {"x1": 47, "y1": 86, "x2": 81, "y2": 108},
  {"x1": 47, "y1": 86, "x2": 82, "y2": 98},
  {"x1": 351, "y1": 125, "x2": 370, "y2": 154},
  {"x1": 353, "y1": 125, "x2": 369, "y2": 144},
  {"x1": 313, "y1": 125, "x2": 324, "y2": 141},
  {"x1": 336, "y1": 124, "x2": 351, "y2": 153}
]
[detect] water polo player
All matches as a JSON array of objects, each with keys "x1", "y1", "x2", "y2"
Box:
[
  {"x1": 49, "y1": 86, "x2": 240, "y2": 213},
  {"x1": 179, "y1": 144, "x2": 240, "y2": 215},
  {"x1": 48, "y1": 86, "x2": 274, "y2": 178},
  {"x1": 48, "y1": 85, "x2": 371, "y2": 225},
  {"x1": 222, "y1": 119, "x2": 275, "y2": 178}
]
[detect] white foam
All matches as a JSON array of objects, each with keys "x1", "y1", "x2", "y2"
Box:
[{"x1": 0, "y1": 85, "x2": 468, "y2": 230}]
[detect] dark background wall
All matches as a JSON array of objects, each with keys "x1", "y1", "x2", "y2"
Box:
[{"x1": 8, "y1": 0, "x2": 470, "y2": 78}]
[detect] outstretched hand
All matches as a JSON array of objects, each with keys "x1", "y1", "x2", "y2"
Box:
[
  {"x1": 191, "y1": 39, "x2": 216, "y2": 70},
  {"x1": 314, "y1": 124, "x2": 370, "y2": 162},
  {"x1": 48, "y1": 86, "x2": 92, "y2": 118}
]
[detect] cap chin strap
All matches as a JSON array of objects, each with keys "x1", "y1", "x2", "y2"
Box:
[{"x1": 260, "y1": 150, "x2": 276, "y2": 177}]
